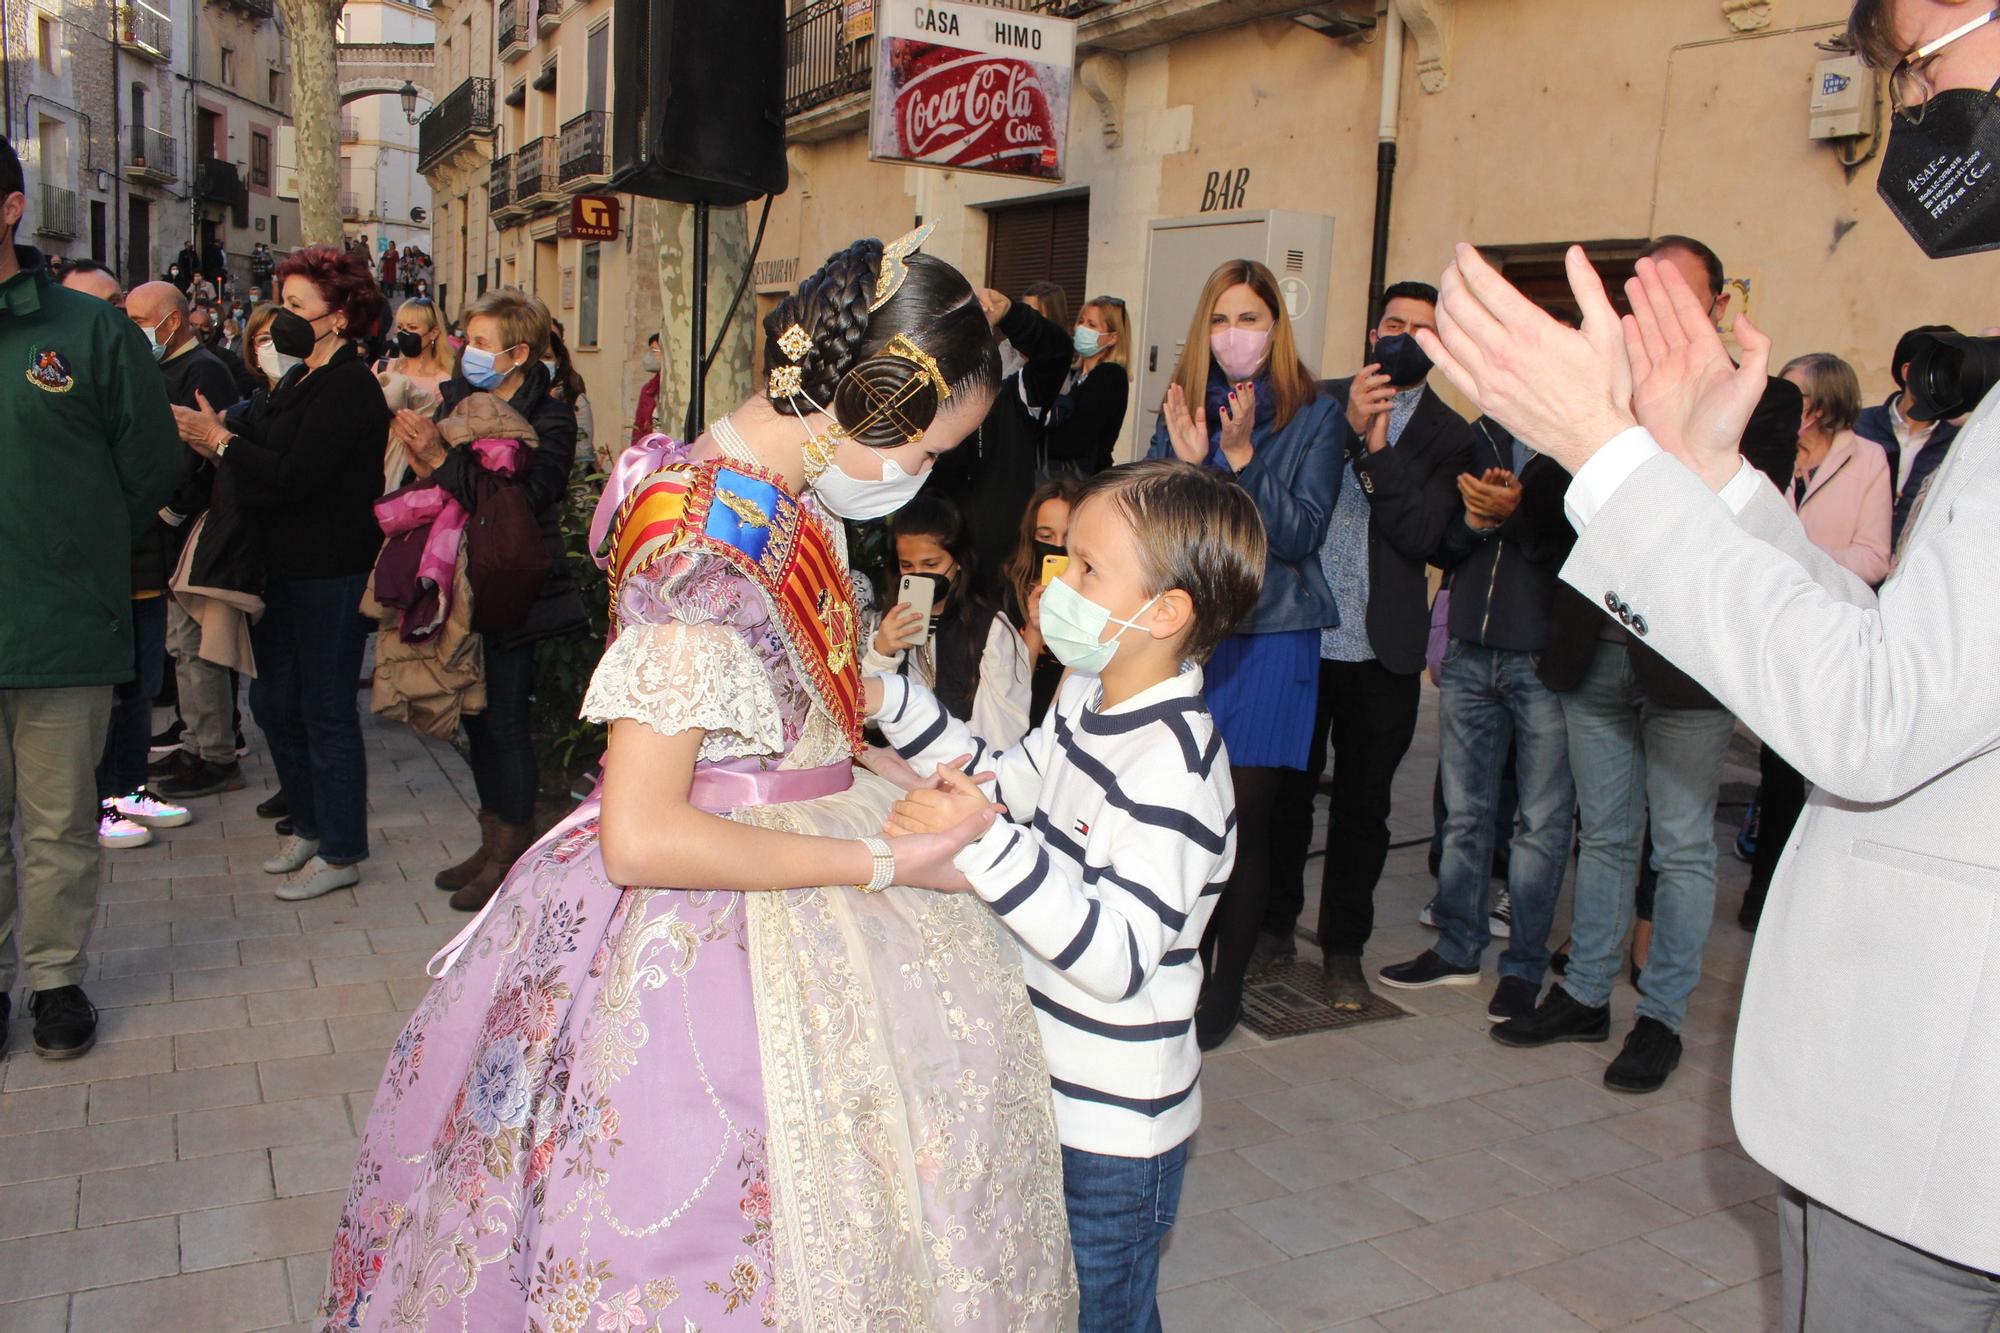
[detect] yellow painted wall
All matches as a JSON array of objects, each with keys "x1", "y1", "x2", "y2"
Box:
[{"x1": 776, "y1": 0, "x2": 1998, "y2": 463}]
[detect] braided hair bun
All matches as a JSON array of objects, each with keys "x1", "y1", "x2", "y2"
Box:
[{"x1": 763, "y1": 237, "x2": 1001, "y2": 449}]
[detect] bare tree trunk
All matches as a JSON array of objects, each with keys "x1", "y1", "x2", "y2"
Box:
[
  {"x1": 278, "y1": 0, "x2": 344, "y2": 246},
  {"x1": 655, "y1": 202, "x2": 754, "y2": 438}
]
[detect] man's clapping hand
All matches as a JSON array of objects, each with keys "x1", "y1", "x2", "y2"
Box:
[
  {"x1": 1619, "y1": 256, "x2": 1770, "y2": 492},
  {"x1": 1345, "y1": 365, "x2": 1397, "y2": 443},
  {"x1": 1458, "y1": 468, "x2": 1520, "y2": 529}
]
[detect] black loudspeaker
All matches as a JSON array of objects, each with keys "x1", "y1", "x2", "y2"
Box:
[{"x1": 610, "y1": 0, "x2": 789, "y2": 206}]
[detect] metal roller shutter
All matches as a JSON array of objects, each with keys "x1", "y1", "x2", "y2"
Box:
[{"x1": 984, "y1": 195, "x2": 1090, "y2": 326}]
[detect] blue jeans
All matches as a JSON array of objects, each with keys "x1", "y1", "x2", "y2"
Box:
[
  {"x1": 1559, "y1": 642, "x2": 1735, "y2": 1030},
  {"x1": 96, "y1": 596, "x2": 169, "y2": 800},
  {"x1": 1432, "y1": 641, "x2": 1574, "y2": 982},
  {"x1": 249, "y1": 572, "x2": 371, "y2": 863},
  {"x1": 463, "y1": 638, "x2": 538, "y2": 825},
  {"x1": 1063, "y1": 1141, "x2": 1188, "y2": 1333}
]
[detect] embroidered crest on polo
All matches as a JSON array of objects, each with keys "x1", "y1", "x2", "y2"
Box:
[{"x1": 25, "y1": 347, "x2": 74, "y2": 394}]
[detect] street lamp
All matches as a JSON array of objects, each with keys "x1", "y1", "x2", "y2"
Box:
[{"x1": 400, "y1": 82, "x2": 420, "y2": 125}]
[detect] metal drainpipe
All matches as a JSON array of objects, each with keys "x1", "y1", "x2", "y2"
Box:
[
  {"x1": 1364, "y1": 2, "x2": 1404, "y2": 350},
  {"x1": 2, "y1": 0, "x2": 16, "y2": 140},
  {"x1": 114, "y1": 37, "x2": 125, "y2": 278}
]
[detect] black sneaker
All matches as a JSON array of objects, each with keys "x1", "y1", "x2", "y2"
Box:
[
  {"x1": 148, "y1": 718, "x2": 185, "y2": 758},
  {"x1": 0, "y1": 992, "x2": 9, "y2": 1057},
  {"x1": 275, "y1": 816, "x2": 296, "y2": 836},
  {"x1": 1604, "y1": 1016, "x2": 1682, "y2": 1094},
  {"x1": 28, "y1": 985, "x2": 97, "y2": 1060},
  {"x1": 1378, "y1": 949, "x2": 1480, "y2": 990},
  {"x1": 1487, "y1": 976, "x2": 1539, "y2": 1023},
  {"x1": 147, "y1": 747, "x2": 196, "y2": 782},
  {"x1": 1324, "y1": 954, "x2": 1373, "y2": 1012},
  {"x1": 159, "y1": 758, "x2": 246, "y2": 800},
  {"x1": 255, "y1": 791, "x2": 290, "y2": 819},
  {"x1": 1491, "y1": 985, "x2": 1610, "y2": 1048}
]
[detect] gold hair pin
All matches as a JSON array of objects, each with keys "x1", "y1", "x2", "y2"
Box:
[
  {"x1": 768, "y1": 322, "x2": 812, "y2": 399},
  {"x1": 867, "y1": 222, "x2": 937, "y2": 314},
  {"x1": 882, "y1": 334, "x2": 951, "y2": 401}
]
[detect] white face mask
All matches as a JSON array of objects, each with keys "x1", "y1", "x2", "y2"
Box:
[
  {"x1": 812, "y1": 450, "x2": 929, "y2": 521},
  {"x1": 256, "y1": 341, "x2": 301, "y2": 383}
]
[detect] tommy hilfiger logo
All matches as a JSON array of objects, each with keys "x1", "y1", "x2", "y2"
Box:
[
  {"x1": 1073, "y1": 818, "x2": 1091, "y2": 837},
  {"x1": 26, "y1": 347, "x2": 74, "y2": 393}
]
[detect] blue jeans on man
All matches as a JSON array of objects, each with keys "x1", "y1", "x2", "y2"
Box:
[
  {"x1": 1062, "y1": 1141, "x2": 1189, "y2": 1333},
  {"x1": 1430, "y1": 641, "x2": 1573, "y2": 981},
  {"x1": 1559, "y1": 642, "x2": 1735, "y2": 1030},
  {"x1": 95, "y1": 595, "x2": 169, "y2": 800}
]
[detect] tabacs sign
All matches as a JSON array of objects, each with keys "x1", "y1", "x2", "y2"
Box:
[
  {"x1": 560, "y1": 195, "x2": 620, "y2": 241},
  {"x1": 869, "y1": 1, "x2": 1076, "y2": 182}
]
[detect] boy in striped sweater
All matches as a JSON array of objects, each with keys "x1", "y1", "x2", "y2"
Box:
[{"x1": 868, "y1": 459, "x2": 1267, "y2": 1333}]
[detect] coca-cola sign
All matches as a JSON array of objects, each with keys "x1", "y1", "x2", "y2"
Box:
[{"x1": 870, "y1": 1, "x2": 1075, "y2": 182}]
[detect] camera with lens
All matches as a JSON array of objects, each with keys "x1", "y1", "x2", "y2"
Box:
[{"x1": 1903, "y1": 332, "x2": 2000, "y2": 422}]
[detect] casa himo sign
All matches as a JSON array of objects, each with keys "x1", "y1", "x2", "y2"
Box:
[{"x1": 870, "y1": 1, "x2": 1076, "y2": 182}]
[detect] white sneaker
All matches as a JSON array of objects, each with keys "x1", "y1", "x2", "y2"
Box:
[
  {"x1": 113, "y1": 788, "x2": 192, "y2": 830},
  {"x1": 98, "y1": 803, "x2": 154, "y2": 850},
  {"x1": 275, "y1": 855, "x2": 360, "y2": 901},
  {"x1": 262, "y1": 834, "x2": 321, "y2": 874},
  {"x1": 1418, "y1": 903, "x2": 1439, "y2": 928},
  {"x1": 1489, "y1": 889, "x2": 1514, "y2": 939}
]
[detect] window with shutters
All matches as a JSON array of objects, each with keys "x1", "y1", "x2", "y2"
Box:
[{"x1": 984, "y1": 195, "x2": 1090, "y2": 328}]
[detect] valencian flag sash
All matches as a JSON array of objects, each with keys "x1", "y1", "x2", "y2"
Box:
[{"x1": 606, "y1": 460, "x2": 863, "y2": 753}]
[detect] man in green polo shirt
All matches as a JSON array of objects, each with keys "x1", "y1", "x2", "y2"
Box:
[{"x1": 0, "y1": 136, "x2": 180, "y2": 1059}]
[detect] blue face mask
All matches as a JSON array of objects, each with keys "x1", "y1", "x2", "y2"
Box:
[
  {"x1": 141, "y1": 317, "x2": 173, "y2": 362},
  {"x1": 1038, "y1": 578, "x2": 1159, "y2": 675},
  {"x1": 1073, "y1": 325, "x2": 1104, "y2": 358},
  {"x1": 460, "y1": 343, "x2": 515, "y2": 390}
]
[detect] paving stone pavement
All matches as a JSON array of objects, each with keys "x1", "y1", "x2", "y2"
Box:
[{"x1": 0, "y1": 689, "x2": 1778, "y2": 1332}]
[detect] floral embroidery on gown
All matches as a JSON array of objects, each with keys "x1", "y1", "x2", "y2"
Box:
[{"x1": 321, "y1": 448, "x2": 1076, "y2": 1332}]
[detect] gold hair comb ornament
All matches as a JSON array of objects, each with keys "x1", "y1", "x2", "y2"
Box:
[
  {"x1": 867, "y1": 222, "x2": 937, "y2": 314},
  {"x1": 768, "y1": 322, "x2": 812, "y2": 398},
  {"x1": 837, "y1": 334, "x2": 953, "y2": 446}
]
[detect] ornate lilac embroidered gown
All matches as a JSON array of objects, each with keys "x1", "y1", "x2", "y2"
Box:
[{"x1": 321, "y1": 439, "x2": 1076, "y2": 1332}]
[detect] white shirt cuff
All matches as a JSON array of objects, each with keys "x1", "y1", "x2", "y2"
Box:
[
  {"x1": 1563, "y1": 427, "x2": 1662, "y2": 531},
  {"x1": 1716, "y1": 459, "x2": 1764, "y2": 515}
]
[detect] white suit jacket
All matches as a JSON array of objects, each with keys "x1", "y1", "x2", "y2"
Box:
[{"x1": 1560, "y1": 389, "x2": 2000, "y2": 1275}]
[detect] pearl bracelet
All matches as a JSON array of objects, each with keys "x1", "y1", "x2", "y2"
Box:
[{"x1": 856, "y1": 836, "x2": 896, "y2": 893}]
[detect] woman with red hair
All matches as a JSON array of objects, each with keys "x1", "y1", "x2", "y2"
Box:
[{"x1": 173, "y1": 243, "x2": 391, "y2": 900}]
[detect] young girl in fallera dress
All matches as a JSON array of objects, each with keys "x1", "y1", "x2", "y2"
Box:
[{"x1": 319, "y1": 232, "x2": 1077, "y2": 1332}]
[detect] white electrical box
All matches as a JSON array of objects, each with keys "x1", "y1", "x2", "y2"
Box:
[
  {"x1": 1810, "y1": 54, "x2": 1873, "y2": 140},
  {"x1": 1133, "y1": 210, "x2": 1336, "y2": 456}
]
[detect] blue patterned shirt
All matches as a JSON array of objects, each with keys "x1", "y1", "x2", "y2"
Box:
[{"x1": 1320, "y1": 385, "x2": 1426, "y2": 662}]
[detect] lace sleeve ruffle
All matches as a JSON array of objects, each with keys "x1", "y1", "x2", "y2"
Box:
[{"x1": 581, "y1": 620, "x2": 784, "y2": 761}]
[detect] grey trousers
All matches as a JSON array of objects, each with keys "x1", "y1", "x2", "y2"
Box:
[
  {"x1": 0, "y1": 686, "x2": 113, "y2": 991},
  {"x1": 1780, "y1": 1186, "x2": 2000, "y2": 1331},
  {"x1": 167, "y1": 600, "x2": 235, "y2": 762}
]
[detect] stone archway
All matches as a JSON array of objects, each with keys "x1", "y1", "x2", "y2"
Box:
[{"x1": 336, "y1": 42, "x2": 438, "y2": 108}]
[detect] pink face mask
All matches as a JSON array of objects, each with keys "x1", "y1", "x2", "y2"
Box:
[{"x1": 1210, "y1": 327, "x2": 1270, "y2": 381}]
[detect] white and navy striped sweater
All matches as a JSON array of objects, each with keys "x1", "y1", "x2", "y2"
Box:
[{"x1": 873, "y1": 667, "x2": 1236, "y2": 1158}]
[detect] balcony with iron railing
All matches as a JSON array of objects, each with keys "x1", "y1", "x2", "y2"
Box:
[
  {"x1": 194, "y1": 157, "x2": 241, "y2": 204},
  {"x1": 557, "y1": 110, "x2": 606, "y2": 185},
  {"x1": 536, "y1": 0, "x2": 561, "y2": 32},
  {"x1": 340, "y1": 114, "x2": 360, "y2": 143},
  {"x1": 213, "y1": 0, "x2": 274, "y2": 18},
  {"x1": 513, "y1": 136, "x2": 553, "y2": 203},
  {"x1": 125, "y1": 126, "x2": 177, "y2": 183},
  {"x1": 35, "y1": 185, "x2": 78, "y2": 239},
  {"x1": 340, "y1": 192, "x2": 361, "y2": 219},
  {"x1": 116, "y1": 1, "x2": 173, "y2": 62},
  {"x1": 497, "y1": 0, "x2": 527, "y2": 59},
  {"x1": 488, "y1": 154, "x2": 515, "y2": 217},
  {"x1": 417, "y1": 77, "x2": 495, "y2": 173}
]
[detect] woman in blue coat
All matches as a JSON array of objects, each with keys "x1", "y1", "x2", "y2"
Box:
[{"x1": 1150, "y1": 257, "x2": 1343, "y2": 1049}]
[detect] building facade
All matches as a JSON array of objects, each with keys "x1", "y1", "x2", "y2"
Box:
[
  {"x1": 337, "y1": 0, "x2": 432, "y2": 254},
  {"x1": 774, "y1": 0, "x2": 1992, "y2": 464},
  {"x1": 414, "y1": 0, "x2": 496, "y2": 319},
  {"x1": 185, "y1": 0, "x2": 300, "y2": 288}
]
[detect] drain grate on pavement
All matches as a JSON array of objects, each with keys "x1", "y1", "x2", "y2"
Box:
[{"x1": 1241, "y1": 957, "x2": 1414, "y2": 1039}]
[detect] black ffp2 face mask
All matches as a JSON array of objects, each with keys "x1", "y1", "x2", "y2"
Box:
[
  {"x1": 268, "y1": 308, "x2": 318, "y2": 358},
  {"x1": 1880, "y1": 80, "x2": 2000, "y2": 259},
  {"x1": 393, "y1": 329, "x2": 425, "y2": 358},
  {"x1": 1371, "y1": 332, "x2": 1434, "y2": 389}
]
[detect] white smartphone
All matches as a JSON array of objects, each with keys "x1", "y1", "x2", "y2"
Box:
[{"x1": 897, "y1": 574, "x2": 939, "y2": 647}]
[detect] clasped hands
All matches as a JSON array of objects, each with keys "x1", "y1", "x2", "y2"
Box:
[
  {"x1": 1163, "y1": 380, "x2": 1257, "y2": 471},
  {"x1": 851, "y1": 745, "x2": 1004, "y2": 895},
  {"x1": 1413, "y1": 244, "x2": 1773, "y2": 492},
  {"x1": 390, "y1": 409, "x2": 449, "y2": 477}
]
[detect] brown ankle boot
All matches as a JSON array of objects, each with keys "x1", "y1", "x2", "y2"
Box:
[
  {"x1": 449, "y1": 820, "x2": 535, "y2": 913},
  {"x1": 435, "y1": 810, "x2": 500, "y2": 891}
]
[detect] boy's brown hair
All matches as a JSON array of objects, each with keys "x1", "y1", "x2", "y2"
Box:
[{"x1": 1074, "y1": 459, "x2": 1267, "y2": 665}]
